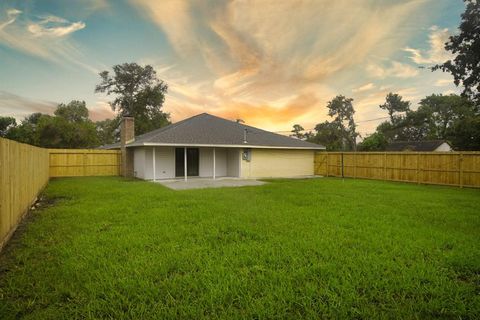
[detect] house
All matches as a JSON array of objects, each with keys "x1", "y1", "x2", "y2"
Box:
[
  {"x1": 103, "y1": 113, "x2": 325, "y2": 180},
  {"x1": 385, "y1": 140, "x2": 453, "y2": 152}
]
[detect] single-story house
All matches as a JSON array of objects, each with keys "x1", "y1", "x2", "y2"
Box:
[
  {"x1": 102, "y1": 113, "x2": 325, "y2": 180},
  {"x1": 385, "y1": 140, "x2": 453, "y2": 152}
]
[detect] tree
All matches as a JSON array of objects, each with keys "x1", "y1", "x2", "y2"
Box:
[
  {"x1": 290, "y1": 124, "x2": 305, "y2": 139},
  {"x1": 5, "y1": 113, "x2": 43, "y2": 145},
  {"x1": 308, "y1": 121, "x2": 344, "y2": 151},
  {"x1": 449, "y1": 116, "x2": 480, "y2": 150},
  {"x1": 379, "y1": 93, "x2": 410, "y2": 124},
  {"x1": 95, "y1": 118, "x2": 120, "y2": 145},
  {"x1": 369, "y1": 93, "x2": 480, "y2": 150},
  {"x1": 95, "y1": 63, "x2": 170, "y2": 135},
  {"x1": 5, "y1": 103, "x2": 99, "y2": 148},
  {"x1": 357, "y1": 132, "x2": 388, "y2": 151},
  {"x1": 397, "y1": 107, "x2": 433, "y2": 142},
  {"x1": 433, "y1": 0, "x2": 480, "y2": 105},
  {"x1": 0, "y1": 116, "x2": 16, "y2": 137},
  {"x1": 54, "y1": 100, "x2": 89, "y2": 122},
  {"x1": 35, "y1": 115, "x2": 99, "y2": 148},
  {"x1": 417, "y1": 94, "x2": 475, "y2": 139},
  {"x1": 376, "y1": 121, "x2": 399, "y2": 142},
  {"x1": 326, "y1": 95, "x2": 358, "y2": 150}
]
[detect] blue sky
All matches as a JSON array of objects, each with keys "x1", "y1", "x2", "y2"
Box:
[{"x1": 0, "y1": 0, "x2": 465, "y2": 135}]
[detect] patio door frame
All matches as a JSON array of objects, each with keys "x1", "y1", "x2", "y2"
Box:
[{"x1": 175, "y1": 147, "x2": 199, "y2": 177}]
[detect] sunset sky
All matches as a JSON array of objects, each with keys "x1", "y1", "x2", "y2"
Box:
[{"x1": 0, "y1": 0, "x2": 465, "y2": 136}]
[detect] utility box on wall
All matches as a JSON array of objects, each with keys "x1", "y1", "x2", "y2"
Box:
[{"x1": 242, "y1": 148, "x2": 251, "y2": 162}]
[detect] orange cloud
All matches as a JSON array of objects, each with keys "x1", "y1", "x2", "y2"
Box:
[{"x1": 131, "y1": 0, "x2": 435, "y2": 135}]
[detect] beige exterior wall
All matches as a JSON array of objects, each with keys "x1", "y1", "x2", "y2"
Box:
[{"x1": 240, "y1": 149, "x2": 314, "y2": 178}]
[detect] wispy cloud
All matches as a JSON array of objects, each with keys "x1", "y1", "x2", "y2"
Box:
[
  {"x1": 353, "y1": 83, "x2": 375, "y2": 93},
  {"x1": 0, "y1": 90, "x2": 57, "y2": 120},
  {"x1": 366, "y1": 61, "x2": 419, "y2": 79},
  {"x1": 27, "y1": 15, "x2": 85, "y2": 37},
  {"x1": 404, "y1": 25, "x2": 453, "y2": 65},
  {"x1": 0, "y1": 8, "x2": 97, "y2": 73}
]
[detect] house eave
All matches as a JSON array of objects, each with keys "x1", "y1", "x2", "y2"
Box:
[{"x1": 125, "y1": 142, "x2": 326, "y2": 150}]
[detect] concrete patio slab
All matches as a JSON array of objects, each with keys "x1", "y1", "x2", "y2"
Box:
[{"x1": 155, "y1": 177, "x2": 266, "y2": 190}]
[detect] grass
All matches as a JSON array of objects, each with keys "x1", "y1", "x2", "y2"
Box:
[{"x1": 0, "y1": 177, "x2": 479, "y2": 319}]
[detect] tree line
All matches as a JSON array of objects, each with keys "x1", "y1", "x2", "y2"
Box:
[
  {"x1": 0, "y1": 63, "x2": 170, "y2": 148},
  {"x1": 290, "y1": 92, "x2": 479, "y2": 151}
]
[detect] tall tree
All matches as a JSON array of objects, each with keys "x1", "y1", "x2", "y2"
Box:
[
  {"x1": 379, "y1": 93, "x2": 410, "y2": 124},
  {"x1": 433, "y1": 0, "x2": 480, "y2": 105},
  {"x1": 326, "y1": 95, "x2": 358, "y2": 150},
  {"x1": 95, "y1": 63, "x2": 170, "y2": 135},
  {"x1": 290, "y1": 124, "x2": 305, "y2": 139}
]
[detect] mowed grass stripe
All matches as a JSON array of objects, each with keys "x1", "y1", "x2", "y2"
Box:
[{"x1": 0, "y1": 177, "x2": 479, "y2": 319}]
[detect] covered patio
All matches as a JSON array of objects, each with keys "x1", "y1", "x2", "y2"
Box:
[{"x1": 133, "y1": 146, "x2": 241, "y2": 181}]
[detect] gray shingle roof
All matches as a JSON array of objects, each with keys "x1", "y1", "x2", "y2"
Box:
[
  {"x1": 115, "y1": 113, "x2": 324, "y2": 149},
  {"x1": 98, "y1": 142, "x2": 121, "y2": 150},
  {"x1": 385, "y1": 140, "x2": 451, "y2": 151}
]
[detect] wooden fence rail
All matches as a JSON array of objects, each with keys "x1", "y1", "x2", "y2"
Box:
[
  {"x1": 0, "y1": 138, "x2": 49, "y2": 249},
  {"x1": 49, "y1": 149, "x2": 122, "y2": 177},
  {"x1": 315, "y1": 152, "x2": 480, "y2": 188}
]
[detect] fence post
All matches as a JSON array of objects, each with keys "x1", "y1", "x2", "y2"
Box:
[
  {"x1": 416, "y1": 153, "x2": 420, "y2": 184},
  {"x1": 325, "y1": 152, "x2": 329, "y2": 177},
  {"x1": 83, "y1": 151, "x2": 87, "y2": 176},
  {"x1": 459, "y1": 153, "x2": 464, "y2": 188},
  {"x1": 353, "y1": 152, "x2": 356, "y2": 179},
  {"x1": 341, "y1": 152, "x2": 344, "y2": 178},
  {"x1": 384, "y1": 152, "x2": 387, "y2": 181}
]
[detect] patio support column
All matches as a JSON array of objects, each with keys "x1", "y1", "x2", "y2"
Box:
[
  {"x1": 184, "y1": 147, "x2": 187, "y2": 181},
  {"x1": 152, "y1": 147, "x2": 156, "y2": 182},
  {"x1": 213, "y1": 147, "x2": 216, "y2": 180}
]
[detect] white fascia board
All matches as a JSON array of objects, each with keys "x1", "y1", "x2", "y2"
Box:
[{"x1": 126, "y1": 142, "x2": 326, "y2": 150}]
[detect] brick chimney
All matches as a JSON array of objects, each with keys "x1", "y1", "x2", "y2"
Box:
[{"x1": 120, "y1": 117, "x2": 135, "y2": 178}]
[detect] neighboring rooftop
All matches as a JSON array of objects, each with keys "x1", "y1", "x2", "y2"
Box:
[
  {"x1": 385, "y1": 140, "x2": 452, "y2": 152},
  {"x1": 100, "y1": 113, "x2": 325, "y2": 150}
]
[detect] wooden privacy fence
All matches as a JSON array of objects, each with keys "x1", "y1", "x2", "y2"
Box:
[
  {"x1": 49, "y1": 149, "x2": 121, "y2": 177},
  {"x1": 0, "y1": 137, "x2": 50, "y2": 249},
  {"x1": 0, "y1": 139, "x2": 121, "y2": 251},
  {"x1": 315, "y1": 152, "x2": 480, "y2": 188}
]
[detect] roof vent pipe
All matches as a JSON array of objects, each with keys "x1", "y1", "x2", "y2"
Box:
[{"x1": 243, "y1": 128, "x2": 248, "y2": 144}]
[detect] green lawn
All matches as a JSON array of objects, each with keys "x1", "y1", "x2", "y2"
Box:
[{"x1": 0, "y1": 177, "x2": 479, "y2": 319}]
